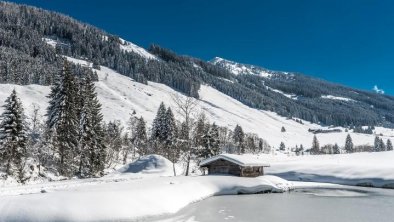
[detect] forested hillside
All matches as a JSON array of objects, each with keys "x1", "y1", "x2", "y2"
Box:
[{"x1": 1, "y1": 1, "x2": 394, "y2": 128}]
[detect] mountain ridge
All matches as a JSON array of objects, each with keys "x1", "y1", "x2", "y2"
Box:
[{"x1": 1, "y1": 1, "x2": 394, "y2": 128}]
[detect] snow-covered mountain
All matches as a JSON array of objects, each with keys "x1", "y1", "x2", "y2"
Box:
[
  {"x1": 2, "y1": 1, "x2": 394, "y2": 128},
  {"x1": 1, "y1": 56, "x2": 393, "y2": 149}
]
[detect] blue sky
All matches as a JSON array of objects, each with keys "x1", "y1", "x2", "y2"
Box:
[{"x1": 11, "y1": 0, "x2": 394, "y2": 95}]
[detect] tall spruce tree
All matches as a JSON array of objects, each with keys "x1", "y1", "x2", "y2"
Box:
[
  {"x1": 164, "y1": 108, "x2": 177, "y2": 148},
  {"x1": 78, "y1": 75, "x2": 106, "y2": 177},
  {"x1": 46, "y1": 61, "x2": 79, "y2": 177},
  {"x1": 164, "y1": 107, "x2": 178, "y2": 167},
  {"x1": 209, "y1": 123, "x2": 220, "y2": 156},
  {"x1": 134, "y1": 117, "x2": 148, "y2": 156},
  {"x1": 345, "y1": 134, "x2": 354, "y2": 153},
  {"x1": 0, "y1": 90, "x2": 27, "y2": 182},
  {"x1": 151, "y1": 102, "x2": 167, "y2": 150}
]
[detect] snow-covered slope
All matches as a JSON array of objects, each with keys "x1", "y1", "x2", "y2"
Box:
[
  {"x1": 321, "y1": 95, "x2": 355, "y2": 102},
  {"x1": 210, "y1": 57, "x2": 273, "y2": 77},
  {"x1": 0, "y1": 57, "x2": 393, "y2": 149},
  {"x1": 119, "y1": 38, "x2": 157, "y2": 60}
]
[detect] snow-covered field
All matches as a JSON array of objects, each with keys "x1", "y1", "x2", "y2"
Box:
[
  {"x1": 0, "y1": 155, "x2": 293, "y2": 222},
  {"x1": 265, "y1": 151, "x2": 394, "y2": 188},
  {"x1": 0, "y1": 56, "x2": 392, "y2": 150}
]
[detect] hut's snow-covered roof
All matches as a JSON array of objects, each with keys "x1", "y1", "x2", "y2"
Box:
[{"x1": 200, "y1": 154, "x2": 270, "y2": 167}]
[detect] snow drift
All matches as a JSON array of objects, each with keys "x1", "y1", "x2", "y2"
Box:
[{"x1": 116, "y1": 154, "x2": 177, "y2": 176}]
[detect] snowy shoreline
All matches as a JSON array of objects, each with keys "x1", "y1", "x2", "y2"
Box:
[{"x1": 0, "y1": 175, "x2": 294, "y2": 222}]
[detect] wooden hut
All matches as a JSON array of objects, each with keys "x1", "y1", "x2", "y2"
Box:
[{"x1": 199, "y1": 154, "x2": 270, "y2": 177}]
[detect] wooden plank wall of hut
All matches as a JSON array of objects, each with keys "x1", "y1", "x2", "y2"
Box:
[{"x1": 208, "y1": 159, "x2": 241, "y2": 176}]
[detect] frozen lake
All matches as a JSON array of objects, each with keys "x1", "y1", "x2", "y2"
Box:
[{"x1": 149, "y1": 186, "x2": 394, "y2": 222}]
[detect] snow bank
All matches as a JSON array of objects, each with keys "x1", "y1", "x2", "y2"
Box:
[
  {"x1": 116, "y1": 154, "x2": 177, "y2": 176},
  {"x1": 265, "y1": 151, "x2": 394, "y2": 188},
  {"x1": 0, "y1": 175, "x2": 292, "y2": 221}
]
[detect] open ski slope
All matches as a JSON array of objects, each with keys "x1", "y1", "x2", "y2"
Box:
[{"x1": 0, "y1": 57, "x2": 393, "y2": 149}]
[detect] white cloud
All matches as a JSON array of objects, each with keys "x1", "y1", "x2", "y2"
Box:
[{"x1": 373, "y1": 85, "x2": 385, "y2": 94}]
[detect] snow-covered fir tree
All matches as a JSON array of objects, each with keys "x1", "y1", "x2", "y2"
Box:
[
  {"x1": 279, "y1": 142, "x2": 286, "y2": 151},
  {"x1": 134, "y1": 117, "x2": 148, "y2": 156},
  {"x1": 46, "y1": 61, "x2": 79, "y2": 177},
  {"x1": 387, "y1": 139, "x2": 393, "y2": 151},
  {"x1": 0, "y1": 89, "x2": 27, "y2": 182},
  {"x1": 345, "y1": 134, "x2": 354, "y2": 153},
  {"x1": 104, "y1": 121, "x2": 123, "y2": 167},
  {"x1": 193, "y1": 113, "x2": 209, "y2": 161},
  {"x1": 164, "y1": 107, "x2": 179, "y2": 168},
  {"x1": 311, "y1": 135, "x2": 320, "y2": 155},
  {"x1": 333, "y1": 143, "x2": 340, "y2": 154},
  {"x1": 78, "y1": 75, "x2": 106, "y2": 177},
  {"x1": 281, "y1": 126, "x2": 286, "y2": 132},
  {"x1": 193, "y1": 114, "x2": 208, "y2": 148},
  {"x1": 299, "y1": 144, "x2": 304, "y2": 155},
  {"x1": 374, "y1": 136, "x2": 381, "y2": 152},
  {"x1": 233, "y1": 124, "x2": 244, "y2": 154},
  {"x1": 379, "y1": 138, "x2": 386, "y2": 152},
  {"x1": 164, "y1": 108, "x2": 177, "y2": 152},
  {"x1": 198, "y1": 123, "x2": 221, "y2": 159},
  {"x1": 151, "y1": 102, "x2": 167, "y2": 151}
]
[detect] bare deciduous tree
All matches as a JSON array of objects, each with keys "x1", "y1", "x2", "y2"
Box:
[{"x1": 171, "y1": 93, "x2": 198, "y2": 176}]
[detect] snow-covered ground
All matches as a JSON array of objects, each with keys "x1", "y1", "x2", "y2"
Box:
[
  {"x1": 0, "y1": 56, "x2": 392, "y2": 150},
  {"x1": 1, "y1": 151, "x2": 393, "y2": 221},
  {"x1": 264, "y1": 151, "x2": 394, "y2": 188},
  {"x1": 0, "y1": 155, "x2": 293, "y2": 222}
]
